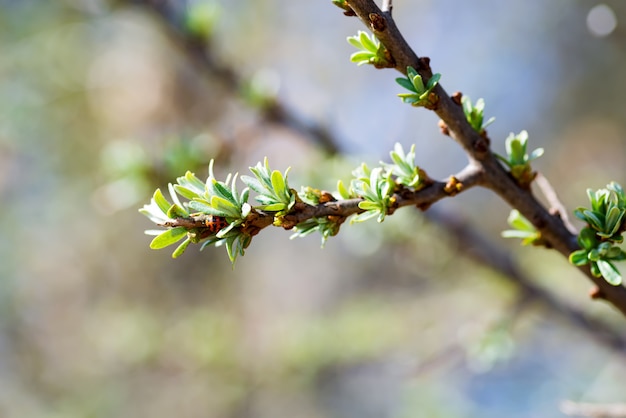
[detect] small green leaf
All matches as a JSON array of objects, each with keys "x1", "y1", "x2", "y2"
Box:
[
  {"x1": 167, "y1": 204, "x2": 188, "y2": 219},
  {"x1": 337, "y1": 180, "x2": 351, "y2": 199},
  {"x1": 597, "y1": 259, "x2": 623, "y2": 285},
  {"x1": 210, "y1": 195, "x2": 240, "y2": 217},
  {"x1": 578, "y1": 227, "x2": 599, "y2": 250},
  {"x1": 395, "y1": 77, "x2": 416, "y2": 92},
  {"x1": 172, "y1": 237, "x2": 191, "y2": 258},
  {"x1": 359, "y1": 31, "x2": 378, "y2": 52},
  {"x1": 350, "y1": 210, "x2": 379, "y2": 224},
  {"x1": 347, "y1": 35, "x2": 363, "y2": 49},
  {"x1": 583, "y1": 209, "x2": 605, "y2": 231},
  {"x1": 350, "y1": 51, "x2": 374, "y2": 64},
  {"x1": 270, "y1": 170, "x2": 287, "y2": 198},
  {"x1": 411, "y1": 74, "x2": 425, "y2": 93},
  {"x1": 153, "y1": 189, "x2": 171, "y2": 214},
  {"x1": 425, "y1": 73, "x2": 441, "y2": 89},
  {"x1": 358, "y1": 201, "x2": 380, "y2": 211},
  {"x1": 569, "y1": 249, "x2": 590, "y2": 266},
  {"x1": 210, "y1": 180, "x2": 236, "y2": 203},
  {"x1": 188, "y1": 200, "x2": 224, "y2": 216},
  {"x1": 259, "y1": 202, "x2": 287, "y2": 211},
  {"x1": 150, "y1": 227, "x2": 187, "y2": 249}
]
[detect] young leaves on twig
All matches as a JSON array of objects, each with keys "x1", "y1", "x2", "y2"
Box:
[
  {"x1": 381, "y1": 143, "x2": 428, "y2": 189},
  {"x1": 395, "y1": 66, "x2": 440, "y2": 108},
  {"x1": 139, "y1": 160, "x2": 252, "y2": 263},
  {"x1": 495, "y1": 130, "x2": 544, "y2": 188},
  {"x1": 241, "y1": 158, "x2": 295, "y2": 214},
  {"x1": 461, "y1": 96, "x2": 495, "y2": 134},
  {"x1": 570, "y1": 182, "x2": 626, "y2": 285},
  {"x1": 501, "y1": 209, "x2": 544, "y2": 246},
  {"x1": 346, "y1": 31, "x2": 392, "y2": 68}
]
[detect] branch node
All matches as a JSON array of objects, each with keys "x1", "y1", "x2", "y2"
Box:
[
  {"x1": 451, "y1": 91, "x2": 463, "y2": 106},
  {"x1": 444, "y1": 176, "x2": 463, "y2": 195},
  {"x1": 368, "y1": 12, "x2": 387, "y2": 32},
  {"x1": 472, "y1": 137, "x2": 490, "y2": 154},
  {"x1": 590, "y1": 287, "x2": 606, "y2": 300},
  {"x1": 438, "y1": 120, "x2": 450, "y2": 136}
]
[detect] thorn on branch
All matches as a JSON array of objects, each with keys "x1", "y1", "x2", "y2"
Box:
[
  {"x1": 451, "y1": 91, "x2": 463, "y2": 106},
  {"x1": 589, "y1": 286, "x2": 605, "y2": 300},
  {"x1": 438, "y1": 120, "x2": 450, "y2": 136}
]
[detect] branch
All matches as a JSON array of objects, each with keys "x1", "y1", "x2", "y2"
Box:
[{"x1": 344, "y1": 0, "x2": 626, "y2": 318}]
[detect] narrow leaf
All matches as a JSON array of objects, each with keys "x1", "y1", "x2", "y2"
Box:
[
  {"x1": 150, "y1": 227, "x2": 187, "y2": 249},
  {"x1": 395, "y1": 77, "x2": 416, "y2": 92},
  {"x1": 172, "y1": 238, "x2": 191, "y2": 258},
  {"x1": 153, "y1": 189, "x2": 171, "y2": 215},
  {"x1": 597, "y1": 259, "x2": 623, "y2": 285}
]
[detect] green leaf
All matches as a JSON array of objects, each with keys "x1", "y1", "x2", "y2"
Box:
[
  {"x1": 150, "y1": 227, "x2": 187, "y2": 249},
  {"x1": 528, "y1": 148, "x2": 544, "y2": 161},
  {"x1": 153, "y1": 189, "x2": 171, "y2": 215},
  {"x1": 188, "y1": 200, "x2": 224, "y2": 216},
  {"x1": 359, "y1": 31, "x2": 378, "y2": 52},
  {"x1": 350, "y1": 51, "x2": 374, "y2": 64},
  {"x1": 347, "y1": 35, "x2": 363, "y2": 49},
  {"x1": 507, "y1": 210, "x2": 535, "y2": 232},
  {"x1": 240, "y1": 175, "x2": 264, "y2": 194},
  {"x1": 605, "y1": 206, "x2": 625, "y2": 236},
  {"x1": 270, "y1": 170, "x2": 287, "y2": 199},
  {"x1": 583, "y1": 209, "x2": 605, "y2": 231},
  {"x1": 259, "y1": 202, "x2": 287, "y2": 211},
  {"x1": 425, "y1": 73, "x2": 441, "y2": 89},
  {"x1": 410, "y1": 74, "x2": 425, "y2": 93},
  {"x1": 597, "y1": 259, "x2": 623, "y2": 285},
  {"x1": 350, "y1": 210, "x2": 379, "y2": 224},
  {"x1": 183, "y1": 171, "x2": 206, "y2": 193},
  {"x1": 395, "y1": 77, "x2": 416, "y2": 92},
  {"x1": 569, "y1": 249, "x2": 590, "y2": 266},
  {"x1": 210, "y1": 180, "x2": 236, "y2": 203},
  {"x1": 172, "y1": 237, "x2": 191, "y2": 258},
  {"x1": 173, "y1": 185, "x2": 200, "y2": 201},
  {"x1": 358, "y1": 201, "x2": 380, "y2": 211},
  {"x1": 167, "y1": 204, "x2": 188, "y2": 219},
  {"x1": 210, "y1": 195, "x2": 240, "y2": 218},
  {"x1": 406, "y1": 66, "x2": 418, "y2": 79},
  {"x1": 337, "y1": 180, "x2": 351, "y2": 199},
  {"x1": 578, "y1": 227, "x2": 599, "y2": 250}
]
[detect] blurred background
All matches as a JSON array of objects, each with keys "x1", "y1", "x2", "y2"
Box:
[{"x1": 1, "y1": 0, "x2": 626, "y2": 417}]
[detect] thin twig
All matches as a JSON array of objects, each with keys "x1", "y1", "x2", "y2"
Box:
[{"x1": 535, "y1": 172, "x2": 577, "y2": 234}]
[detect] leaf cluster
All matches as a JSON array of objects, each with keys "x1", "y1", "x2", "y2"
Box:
[
  {"x1": 395, "y1": 66, "x2": 441, "y2": 108},
  {"x1": 346, "y1": 31, "x2": 392, "y2": 68},
  {"x1": 337, "y1": 143, "x2": 427, "y2": 223},
  {"x1": 139, "y1": 160, "x2": 252, "y2": 262},
  {"x1": 495, "y1": 130, "x2": 544, "y2": 188},
  {"x1": 501, "y1": 209, "x2": 544, "y2": 246},
  {"x1": 461, "y1": 96, "x2": 495, "y2": 134},
  {"x1": 570, "y1": 182, "x2": 626, "y2": 285}
]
